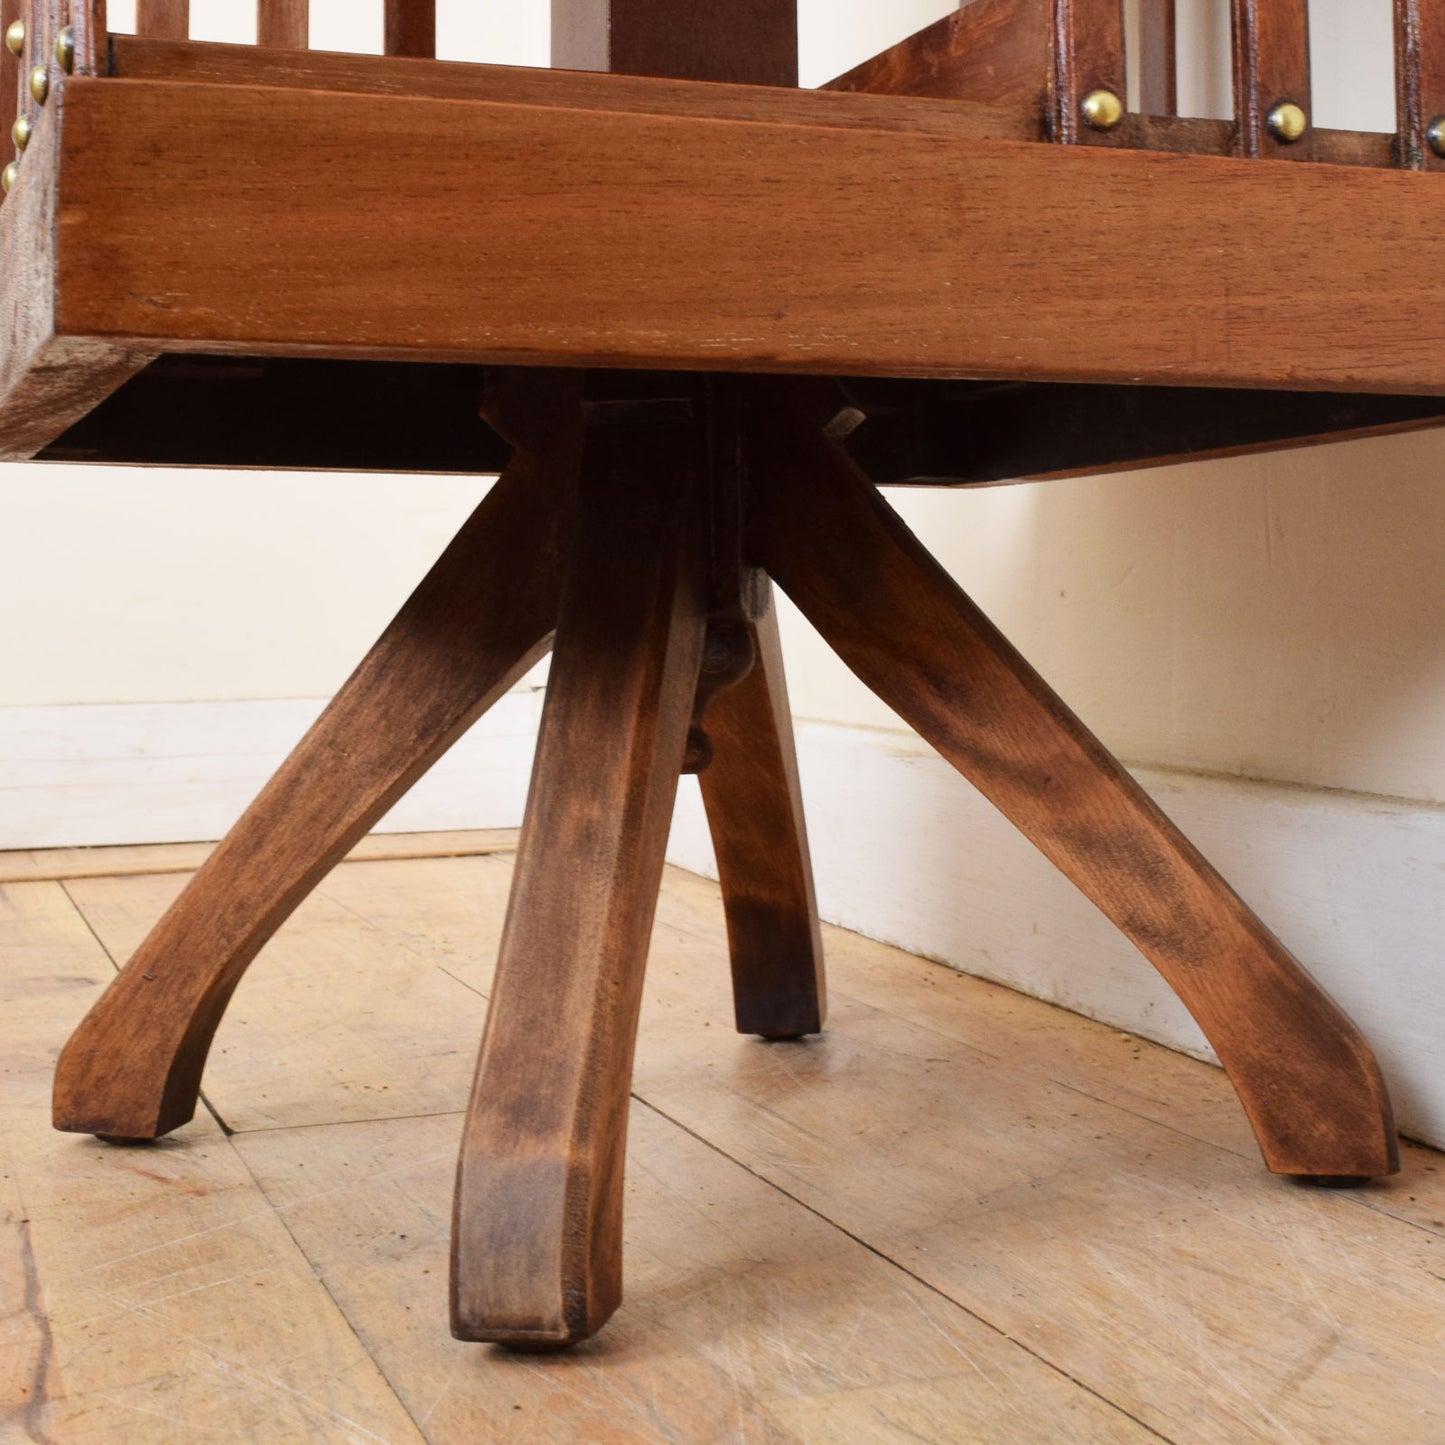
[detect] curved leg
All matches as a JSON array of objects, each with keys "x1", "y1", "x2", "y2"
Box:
[
  {"x1": 700, "y1": 587, "x2": 826, "y2": 1038},
  {"x1": 52, "y1": 379, "x2": 580, "y2": 1141},
  {"x1": 746, "y1": 393, "x2": 1398, "y2": 1180},
  {"x1": 451, "y1": 404, "x2": 707, "y2": 1347}
]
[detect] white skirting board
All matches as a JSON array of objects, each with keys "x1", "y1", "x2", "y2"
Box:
[
  {"x1": 0, "y1": 689, "x2": 544, "y2": 851},
  {"x1": 667, "y1": 722, "x2": 1445, "y2": 1154},
  {"x1": 6, "y1": 699, "x2": 1440, "y2": 1153}
]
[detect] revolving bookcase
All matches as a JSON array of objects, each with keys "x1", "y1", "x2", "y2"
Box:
[{"x1": 7, "y1": 0, "x2": 1443, "y2": 1347}]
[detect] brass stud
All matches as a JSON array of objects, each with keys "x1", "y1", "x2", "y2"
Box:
[
  {"x1": 1429, "y1": 115, "x2": 1445, "y2": 160},
  {"x1": 1267, "y1": 101, "x2": 1309, "y2": 144},
  {"x1": 4, "y1": 19, "x2": 24, "y2": 57},
  {"x1": 55, "y1": 26, "x2": 75, "y2": 74},
  {"x1": 1080, "y1": 88, "x2": 1125, "y2": 132},
  {"x1": 28, "y1": 65, "x2": 47, "y2": 105},
  {"x1": 12, "y1": 114, "x2": 30, "y2": 151},
  {"x1": 2, "y1": 161, "x2": 17, "y2": 194}
]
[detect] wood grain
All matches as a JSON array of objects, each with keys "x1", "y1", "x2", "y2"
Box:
[
  {"x1": 452, "y1": 399, "x2": 708, "y2": 1347},
  {"x1": 554, "y1": 0, "x2": 797, "y2": 86},
  {"x1": 826, "y1": 0, "x2": 1050, "y2": 113},
  {"x1": 1232, "y1": 0, "x2": 1314, "y2": 159},
  {"x1": 384, "y1": 0, "x2": 433, "y2": 59},
  {"x1": 107, "y1": 35, "x2": 1035, "y2": 142},
  {"x1": 136, "y1": 0, "x2": 187, "y2": 40},
  {"x1": 745, "y1": 385, "x2": 1399, "y2": 1180},
  {"x1": 0, "y1": 100, "x2": 151, "y2": 460},
  {"x1": 48, "y1": 77, "x2": 1445, "y2": 394},
  {"x1": 2, "y1": 879, "x2": 424, "y2": 1441},
  {"x1": 256, "y1": 0, "x2": 307, "y2": 51},
  {"x1": 1052, "y1": 0, "x2": 1129, "y2": 145},
  {"x1": 1396, "y1": 0, "x2": 1445, "y2": 171},
  {"x1": 699, "y1": 588, "x2": 826, "y2": 1039},
  {"x1": 52, "y1": 380, "x2": 576, "y2": 1141}
]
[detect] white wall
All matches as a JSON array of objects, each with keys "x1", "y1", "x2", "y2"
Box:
[{"x1": 4, "y1": 3, "x2": 1443, "y2": 1146}]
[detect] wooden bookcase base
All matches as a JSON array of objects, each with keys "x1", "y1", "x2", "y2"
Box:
[{"x1": 52, "y1": 372, "x2": 1400, "y2": 1348}]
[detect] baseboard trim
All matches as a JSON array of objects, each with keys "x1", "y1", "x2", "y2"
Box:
[
  {"x1": 0, "y1": 691, "x2": 542, "y2": 850},
  {"x1": 668, "y1": 722, "x2": 1445, "y2": 1154}
]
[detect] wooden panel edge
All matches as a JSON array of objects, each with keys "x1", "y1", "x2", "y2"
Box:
[{"x1": 0, "y1": 98, "x2": 151, "y2": 459}]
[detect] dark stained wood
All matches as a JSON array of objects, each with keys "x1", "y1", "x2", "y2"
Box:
[
  {"x1": 46, "y1": 77, "x2": 1445, "y2": 395},
  {"x1": 825, "y1": 0, "x2": 1051, "y2": 115},
  {"x1": 1137, "y1": 0, "x2": 1177, "y2": 115},
  {"x1": 744, "y1": 382, "x2": 1400, "y2": 1182},
  {"x1": 257, "y1": 0, "x2": 308, "y2": 51},
  {"x1": 38, "y1": 355, "x2": 512, "y2": 471},
  {"x1": 839, "y1": 378, "x2": 1445, "y2": 486},
  {"x1": 1396, "y1": 0, "x2": 1445, "y2": 172},
  {"x1": 51, "y1": 376, "x2": 578, "y2": 1140},
  {"x1": 1232, "y1": 0, "x2": 1314, "y2": 159},
  {"x1": 136, "y1": 0, "x2": 187, "y2": 40},
  {"x1": 700, "y1": 588, "x2": 826, "y2": 1039},
  {"x1": 384, "y1": 0, "x2": 433, "y2": 59},
  {"x1": 451, "y1": 393, "x2": 708, "y2": 1347},
  {"x1": 553, "y1": 0, "x2": 797, "y2": 87},
  {"x1": 1053, "y1": 0, "x2": 1129, "y2": 145}
]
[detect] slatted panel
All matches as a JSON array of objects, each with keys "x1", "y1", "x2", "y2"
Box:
[
  {"x1": 258, "y1": 0, "x2": 307, "y2": 50},
  {"x1": 1052, "y1": 0, "x2": 1128, "y2": 144},
  {"x1": 137, "y1": 0, "x2": 188, "y2": 40},
  {"x1": 385, "y1": 0, "x2": 434, "y2": 58},
  {"x1": 1231, "y1": 0, "x2": 1314, "y2": 159},
  {"x1": 2, "y1": 0, "x2": 23, "y2": 135},
  {"x1": 1137, "y1": 0, "x2": 1176, "y2": 115},
  {"x1": 1396, "y1": 0, "x2": 1445, "y2": 170}
]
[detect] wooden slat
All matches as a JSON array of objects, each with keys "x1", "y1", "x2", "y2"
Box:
[
  {"x1": 257, "y1": 0, "x2": 307, "y2": 51},
  {"x1": 1052, "y1": 0, "x2": 1128, "y2": 144},
  {"x1": 136, "y1": 0, "x2": 187, "y2": 39},
  {"x1": 1396, "y1": 0, "x2": 1445, "y2": 172},
  {"x1": 1137, "y1": 0, "x2": 1177, "y2": 115},
  {"x1": 1232, "y1": 0, "x2": 1314, "y2": 159},
  {"x1": 554, "y1": 0, "x2": 797, "y2": 87},
  {"x1": 384, "y1": 0, "x2": 433, "y2": 59},
  {"x1": 47, "y1": 76, "x2": 1445, "y2": 396},
  {"x1": 1, "y1": 0, "x2": 22, "y2": 133}
]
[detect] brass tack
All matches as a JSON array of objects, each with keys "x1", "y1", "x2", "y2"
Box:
[
  {"x1": 1429, "y1": 115, "x2": 1445, "y2": 160},
  {"x1": 12, "y1": 114, "x2": 30, "y2": 151},
  {"x1": 4, "y1": 19, "x2": 23, "y2": 57},
  {"x1": 1080, "y1": 88, "x2": 1125, "y2": 132},
  {"x1": 55, "y1": 26, "x2": 75, "y2": 74},
  {"x1": 2, "y1": 160, "x2": 17, "y2": 194},
  {"x1": 1267, "y1": 101, "x2": 1308, "y2": 144},
  {"x1": 29, "y1": 65, "x2": 48, "y2": 105}
]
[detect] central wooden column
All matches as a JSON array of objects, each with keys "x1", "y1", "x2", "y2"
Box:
[{"x1": 552, "y1": 0, "x2": 797, "y2": 87}]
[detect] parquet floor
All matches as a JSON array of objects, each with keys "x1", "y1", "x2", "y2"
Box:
[{"x1": 4, "y1": 833, "x2": 1444, "y2": 1443}]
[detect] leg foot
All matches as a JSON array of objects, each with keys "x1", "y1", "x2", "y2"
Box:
[
  {"x1": 53, "y1": 377, "x2": 579, "y2": 1141},
  {"x1": 700, "y1": 585, "x2": 826, "y2": 1038},
  {"x1": 747, "y1": 388, "x2": 1398, "y2": 1180},
  {"x1": 451, "y1": 396, "x2": 707, "y2": 1346}
]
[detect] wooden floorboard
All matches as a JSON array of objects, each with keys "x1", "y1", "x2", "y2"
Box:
[{"x1": 5, "y1": 849, "x2": 1444, "y2": 1441}]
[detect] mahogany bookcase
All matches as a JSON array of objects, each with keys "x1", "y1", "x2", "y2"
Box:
[{"x1": 5, "y1": 0, "x2": 1443, "y2": 1347}]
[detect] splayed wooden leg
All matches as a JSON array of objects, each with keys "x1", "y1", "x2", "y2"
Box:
[
  {"x1": 700, "y1": 586, "x2": 825, "y2": 1038},
  {"x1": 53, "y1": 378, "x2": 579, "y2": 1142},
  {"x1": 746, "y1": 391, "x2": 1398, "y2": 1180},
  {"x1": 451, "y1": 398, "x2": 708, "y2": 1346}
]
